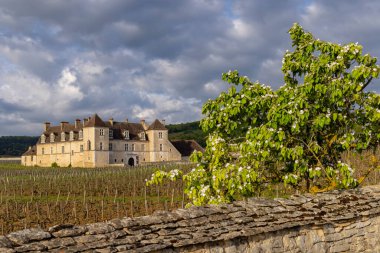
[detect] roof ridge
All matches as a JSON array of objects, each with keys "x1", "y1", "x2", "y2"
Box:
[
  {"x1": 147, "y1": 119, "x2": 167, "y2": 130},
  {"x1": 84, "y1": 113, "x2": 107, "y2": 127}
]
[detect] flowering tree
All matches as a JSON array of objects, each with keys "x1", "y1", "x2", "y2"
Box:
[{"x1": 148, "y1": 23, "x2": 380, "y2": 206}]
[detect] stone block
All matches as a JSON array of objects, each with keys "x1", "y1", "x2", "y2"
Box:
[
  {"x1": 86, "y1": 223, "x2": 115, "y2": 235},
  {"x1": 41, "y1": 237, "x2": 76, "y2": 249},
  {"x1": 14, "y1": 242, "x2": 47, "y2": 252},
  {"x1": 6, "y1": 228, "x2": 51, "y2": 245},
  {"x1": 52, "y1": 226, "x2": 88, "y2": 238}
]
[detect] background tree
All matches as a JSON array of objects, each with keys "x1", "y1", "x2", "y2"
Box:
[{"x1": 148, "y1": 23, "x2": 380, "y2": 206}]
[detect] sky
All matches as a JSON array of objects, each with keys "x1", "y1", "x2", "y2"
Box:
[{"x1": 1, "y1": 0, "x2": 380, "y2": 135}]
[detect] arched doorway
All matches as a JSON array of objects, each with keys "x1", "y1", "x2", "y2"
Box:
[{"x1": 128, "y1": 157, "x2": 134, "y2": 166}]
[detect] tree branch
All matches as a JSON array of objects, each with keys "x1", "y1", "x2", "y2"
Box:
[{"x1": 360, "y1": 77, "x2": 373, "y2": 91}]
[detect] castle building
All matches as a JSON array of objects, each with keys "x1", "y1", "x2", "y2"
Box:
[{"x1": 22, "y1": 114, "x2": 182, "y2": 167}]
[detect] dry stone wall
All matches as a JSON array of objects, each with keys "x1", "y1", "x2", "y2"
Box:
[{"x1": 2, "y1": 185, "x2": 380, "y2": 252}]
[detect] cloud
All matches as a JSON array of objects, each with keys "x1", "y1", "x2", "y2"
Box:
[
  {"x1": 1, "y1": 0, "x2": 380, "y2": 135},
  {"x1": 133, "y1": 92, "x2": 202, "y2": 124}
]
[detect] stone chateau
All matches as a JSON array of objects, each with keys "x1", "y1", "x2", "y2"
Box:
[{"x1": 22, "y1": 114, "x2": 184, "y2": 167}]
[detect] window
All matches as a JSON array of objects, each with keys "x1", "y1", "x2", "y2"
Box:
[
  {"x1": 158, "y1": 132, "x2": 163, "y2": 139},
  {"x1": 131, "y1": 144, "x2": 135, "y2": 151},
  {"x1": 114, "y1": 159, "x2": 117, "y2": 162},
  {"x1": 69, "y1": 131, "x2": 74, "y2": 141},
  {"x1": 61, "y1": 146, "x2": 65, "y2": 153},
  {"x1": 42, "y1": 148, "x2": 44, "y2": 155},
  {"x1": 87, "y1": 140, "x2": 91, "y2": 150},
  {"x1": 124, "y1": 143, "x2": 128, "y2": 151},
  {"x1": 140, "y1": 132, "x2": 146, "y2": 140},
  {"x1": 31, "y1": 156, "x2": 33, "y2": 162},
  {"x1": 141, "y1": 144, "x2": 145, "y2": 151},
  {"x1": 61, "y1": 132, "x2": 66, "y2": 141},
  {"x1": 109, "y1": 143, "x2": 113, "y2": 151},
  {"x1": 51, "y1": 147, "x2": 53, "y2": 154},
  {"x1": 100, "y1": 129, "x2": 104, "y2": 136},
  {"x1": 41, "y1": 135, "x2": 46, "y2": 144},
  {"x1": 100, "y1": 142, "x2": 103, "y2": 150},
  {"x1": 79, "y1": 130, "x2": 83, "y2": 140},
  {"x1": 50, "y1": 133, "x2": 55, "y2": 143},
  {"x1": 124, "y1": 130, "x2": 129, "y2": 140},
  {"x1": 71, "y1": 150, "x2": 74, "y2": 156},
  {"x1": 160, "y1": 144, "x2": 163, "y2": 151},
  {"x1": 109, "y1": 130, "x2": 113, "y2": 139},
  {"x1": 80, "y1": 145, "x2": 84, "y2": 152},
  {"x1": 121, "y1": 159, "x2": 124, "y2": 163},
  {"x1": 136, "y1": 156, "x2": 139, "y2": 165}
]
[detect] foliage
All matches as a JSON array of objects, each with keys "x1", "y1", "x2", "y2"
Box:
[
  {"x1": 167, "y1": 121, "x2": 206, "y2": 147},
  {"x1": 51, "y1": 162, "x2": 59, "y2": 168},
  {"x1": 148, "y1": 23, "x2": 380, "y2": 206}
]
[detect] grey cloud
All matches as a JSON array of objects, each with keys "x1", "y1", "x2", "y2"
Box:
[
  {"x1": 301, "y1": 0, "x2": 380, "y2": 91},
  {"x1": 1, "y1": 0, "x2": 380, "y2": 135}
]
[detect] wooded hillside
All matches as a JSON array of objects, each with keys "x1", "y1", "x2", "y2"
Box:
[
  {"x1": 166, "y1": 121, "x2": 206, "y2": 147},
  {"x1": 0, "y1": 136, "x2": 39, "y2": 157}
]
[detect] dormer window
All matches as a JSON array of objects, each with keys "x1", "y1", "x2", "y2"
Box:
[
  {"x1": 50, "y1": 133, "x2": 55, "y2": 143},
  {"x1": 140, "y1": 132, "x2": 146, "y2": 140},
  {"x1": 124, "y1": 130, "x2": 129, "y2": 140},
  {"x1": 61, "y1": 132, "x2": 66, "y2": 141},
  {"x1": 109, "y1": 129, "x2": 113, "y2": 139},
  {"x1": 41, "y1": 134, "x2": 46, "y2": 144},
  {"x1": 69, "y1": 131, "x2": 74, "y2": 141},
  {"x1": 79, "y1": 130, "x2": 83, "y2": 140}
]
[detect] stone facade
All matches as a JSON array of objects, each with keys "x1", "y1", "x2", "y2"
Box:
[
  {"x1": 2, "y1": 185, "x2": 380, "y2": 252},
  {"x1": 21, "y1": 114, "x2": 182, "y2": 167}
]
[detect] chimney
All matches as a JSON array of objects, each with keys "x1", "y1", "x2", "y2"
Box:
[
  {"x1": 161, "y1": 119, "x2": 166, "y2": 126},
  {"x1": 44, "y1": 122, "x2": 50, "y2": 131},
  {"x1": 60, "y1": 122, "x2": 68, "y2": 131},
  {"x1": 109, "y1": 118, "x2": 114, "y2": 126},
  {"x1": 75, "y1": 119, "x2": 81, "y2": 128},
  {"x1": 140, "y1": 119, "x2": 148, "y2": 130},
  {"x1": 83, "y1": 118, "x2": 88, "y2": 126}
]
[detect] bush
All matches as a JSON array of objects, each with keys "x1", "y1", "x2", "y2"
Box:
[{"x1": 51, "y1": 162, "x2": 59, "y2": 168}]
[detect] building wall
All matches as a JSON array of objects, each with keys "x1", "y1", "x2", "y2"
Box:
[
  {"x1": 22, "y1": 155, "x2": 37, "y2": 166},
  {"x1": 22, "y1": 125, "x2": 181, "y2": 167},
  {"x1": 34, "y1": 141, "x2": 84, "y2": 167},
  {"x1": 108, "y1": 140, "x2": 149, "y2": 165},
  {"x1": 146, "y1": 129, "x2": 181, "y2": 162}
]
